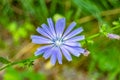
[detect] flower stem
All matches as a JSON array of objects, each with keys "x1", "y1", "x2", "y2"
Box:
[
  {"x1": 86, "y1": 25, "x2": 120, "y2": 40},
  {"x1": 87, "y1": 33, "x2": 100, "y2": 40},
  {"x1": 111, "y1": 25, "x2": 120, "y2": 31},
  {"x1": 0, "y1": 56, "x2": 38, "y2": 71}
]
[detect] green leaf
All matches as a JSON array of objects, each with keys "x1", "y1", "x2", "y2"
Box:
[
  {"x1": 4, "y1": 67, "x2": 46, "y2": 80},
  {"x1": 73, "y1": 0, "x2": 102, "y2": 22},
  {"x1": 39, "y1": 0, "x2": 48, "y2": 18},
  {"x1": 3, "y1": 67, "x2": 22, "y2": 80},
  {"x1": 0, "y1": 57, "x2": 10, "y2": 64}
]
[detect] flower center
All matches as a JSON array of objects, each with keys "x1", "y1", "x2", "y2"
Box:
[
  {"x1": 53, "y1": 38, "x2": 63, "y2": 47},
  {"x1": 55, "y1": 40, "x2": 62, "y2": 46}
]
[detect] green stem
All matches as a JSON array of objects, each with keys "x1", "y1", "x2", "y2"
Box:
[
  {"x1": 87, "y1": 33, "x2": 100, "y2": 40},
  {"x1": 0, "y1": 56, "x2": 38, "y2": 71},
  {"x1": 86, "y1": 25, "x2": 120, "y2": 40},
  {"x1": 81, "y1": 33, "x2": 101, "y2": 45},
  {"x1": 111, "y1": 25, "x2": 120, "y2": 31}
]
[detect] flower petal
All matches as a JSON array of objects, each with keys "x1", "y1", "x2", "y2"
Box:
[
  {"x1": 43, "y1": 46, "x2": 61, "y2": 61},
  {"x1": 31, "y1": 35, "x2": 52, "y2": 44},
  {"x1": 62, "y1": 22, "x2": 76, "y2": 38},
  {"x1": 67, "y1": 46, "x2": 85, "y2": 53},
  {"x1": 55, "y1": 18, "x2": 66, "y2": 37},
  {"x1": 60, "y1": 46, "x2": 72, "y2": 61},
  {"x1": 47, "y1": 18, "x2": 56, "y2": 37},
  {"x1": 56, "y1": 48, "x2": 62, "y2": 64},
  {"x1": 64, "y1": 27, "x2": 83, "y2": 40},
  {"x1": 43, "y1": 47, "x2": 53, "y2": 59},
  {"x1": 41, "y1": 24, "x2": 54, "y2": 38},
  {"x1": 64, "y1": 41, "x2": 81, "y2": 47},
  {"x1": 36, "y1": 27, "x2": 52, "y2": 39},
  {"x1": 62, "y1": 45, "x2": 83, "y2": 57},
  {"x1": 50, "y1": 53, "x2": 57, "y2": 65},
  {"x1": 66, "y1": 35, "x2": 85, "y2": 42},
  {"x1": 35, "y1": 45, "x2": 53, "y2": 56}
]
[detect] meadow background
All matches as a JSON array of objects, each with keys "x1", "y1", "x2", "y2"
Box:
[{"x1": 0, "y1": 0, "x2": 120, "y2": 80}]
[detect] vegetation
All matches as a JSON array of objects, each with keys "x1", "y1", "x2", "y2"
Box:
[{"x1": 0, "y1": 0, "x2": 120, "y2": 80}]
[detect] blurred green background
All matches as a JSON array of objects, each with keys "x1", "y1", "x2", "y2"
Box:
[{"x1": 0, "y1": 0, "x2": 120, "y2": 80}]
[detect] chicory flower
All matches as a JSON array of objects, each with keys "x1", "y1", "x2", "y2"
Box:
[{"x1": 31, "y1": 18, "x2": 85, "y2": 65}]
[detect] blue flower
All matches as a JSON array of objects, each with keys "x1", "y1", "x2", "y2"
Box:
[{"x1": 31, "y1": 18, "x2": 85, "y2": 65}]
